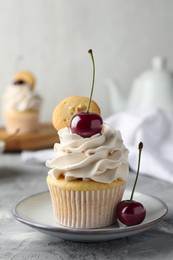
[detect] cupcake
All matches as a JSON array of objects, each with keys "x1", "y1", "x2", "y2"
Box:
[
  {"x1": 0, "y1": 140, "x2": 5, "y2": 153},
  {"x1": 2, "y1": 71, "x2": 42, "y2": 134},
  {"x1": 46, "y1": 96, "x2": 129, "y2": 229}
]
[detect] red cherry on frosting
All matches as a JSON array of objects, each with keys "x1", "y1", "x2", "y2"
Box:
[
  {"x1": 70, "y1": 112, "x2": 103, "y2": 138},
  {"x1": 13, "y1": 80, "x2": 25, "y2": 85}
]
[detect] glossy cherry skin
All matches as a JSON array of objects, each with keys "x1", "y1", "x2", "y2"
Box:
[
  {"x1": 117, "y1": 200, "x2": 146, "y2": 226},
  {"x1": 70, "y1": 112, "x2": 103, "y2": 138}
]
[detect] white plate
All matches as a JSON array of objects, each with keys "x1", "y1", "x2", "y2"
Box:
[{"x1": 12, "y1": 191, "x2": 168, "y2": 242}]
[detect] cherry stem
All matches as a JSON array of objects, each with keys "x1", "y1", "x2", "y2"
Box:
[
  {"x1": 130, "y1": 142, "x2": 143, "y2": 200},
  {"x1": 87, "y1": 49, "x2": 95, "y2": 112}
]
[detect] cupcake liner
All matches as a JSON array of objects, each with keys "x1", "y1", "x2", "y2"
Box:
[
  {"x1": 5, "y1": 111, "x2": 40, "y2": 134},
  {"x1": 47, "y1": 181, "x2": 126, "y2": 229}
]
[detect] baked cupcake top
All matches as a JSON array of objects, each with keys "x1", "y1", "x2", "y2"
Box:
[
  {"x1": 46, "y1": 104, "x2": 129, "y2": 184},
  {"x1": 3, "y1": 71, "x2": 42, "y2": 112},
  {"x1": 47, "y1": 49, "x2": 129, "y2": 184}
]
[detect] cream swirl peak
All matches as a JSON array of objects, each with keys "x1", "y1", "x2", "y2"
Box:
[
  {"x1": 3, "y1": 84, "x2": 41, "y2": 112},
  {"x1": 46, "y1": 124, "x2": 129, "y2": 184}
]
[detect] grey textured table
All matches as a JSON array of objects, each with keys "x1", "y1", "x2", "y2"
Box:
[{"x1": 0, "y1": 153, "x2": 173, "y2": 260}]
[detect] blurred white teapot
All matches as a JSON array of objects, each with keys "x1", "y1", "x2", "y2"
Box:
[{"x1": 107, "y1": 57, "x2": 173, "y2": 113}]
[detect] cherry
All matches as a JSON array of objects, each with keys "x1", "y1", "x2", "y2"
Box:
[
  {"x1": 117, "y1": 200, "x2": 146, "y2": 226},
  {"x1": 13, "y1": 80, "x2": 25, "y2": 85},
  {"x1": 70, "y1": 112, "x2": 103, "y2": 138},
  {"x1": 70, "y1": 49, "x2": 103, "y2": 137},
  {"x1": 117, "y1": 142, "x2": 146, "y2": 226}
]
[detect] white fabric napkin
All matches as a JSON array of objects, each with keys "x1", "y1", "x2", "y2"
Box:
[
  {"x1": 21, "y1": 149, "x2": 54, "y2": 164},
  {"x1": 105, "y1": 108, "x2": 173, "y2": 183},
  {"x1": 21, "y1": 108, "x2": 173, "y2": 183}
]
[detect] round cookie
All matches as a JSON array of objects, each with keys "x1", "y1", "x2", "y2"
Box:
[
  {"x1": 52, "y1": 96, "x2": 101, "y2": 131},
  {"x1": 13, "y1": 70, "x2": 36, "y2": 90}
]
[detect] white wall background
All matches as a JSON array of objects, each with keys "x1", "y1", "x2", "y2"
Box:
[{"x1": 0, "y1": 0, "x2": 173, "y2": 124}]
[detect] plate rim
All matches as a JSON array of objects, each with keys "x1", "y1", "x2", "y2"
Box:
[{"x1": 12, "y1": 190, "x2": 168, "y2": 236}]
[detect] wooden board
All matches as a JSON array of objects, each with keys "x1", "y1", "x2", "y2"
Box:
[{"x1": 0, "y1": 123, "x2": 59, "y2": 152}]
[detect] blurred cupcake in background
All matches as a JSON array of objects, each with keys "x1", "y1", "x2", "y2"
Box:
[
  {"x1": 0, "y1": 140, "x2": 5, "y2": 153},
  {"x1": 2, "y1": 71, "x2": 42, "y2": 134}
]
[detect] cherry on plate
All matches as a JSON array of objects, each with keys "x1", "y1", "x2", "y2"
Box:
[{"x1": 117, "y1": 199, "x2": 146, "y2": 226}]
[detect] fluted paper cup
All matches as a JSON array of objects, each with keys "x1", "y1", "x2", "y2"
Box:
[
  {"x1": 5, "y1": 110, "x2": 40, "y2": 134},
  {"x1": 47, "y1": 175, "x2": 126, "y2": 229}
]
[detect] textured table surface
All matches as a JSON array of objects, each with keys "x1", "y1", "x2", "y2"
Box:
[{"x1": 0, "y1": 153, "x2": 173, "y2": 260}]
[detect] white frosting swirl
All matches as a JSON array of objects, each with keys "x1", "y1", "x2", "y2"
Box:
[
  {"x1": 3, "y1": 84, "x2": 41, "y2": 112},
  {"x1": 46, "y1": 124, "x2": 129, "y2": 184}
]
